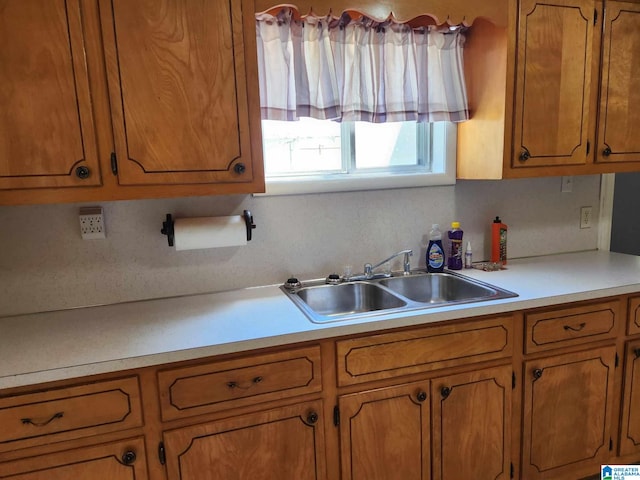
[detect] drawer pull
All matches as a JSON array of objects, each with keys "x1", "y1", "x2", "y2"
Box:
[
  {"x1": 21, "y1": 412, "x2": 64, "y2": 427},
  {"x1": 563, "y1": 322, "x2": 586, "y2": 332},
  {"x1": 226, "y1": 376, "x2": 263, "y2": 390}
]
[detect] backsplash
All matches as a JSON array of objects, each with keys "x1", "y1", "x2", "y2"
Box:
[{"x1": 0, "y1": 176, "x2": 600, "y2": 317}]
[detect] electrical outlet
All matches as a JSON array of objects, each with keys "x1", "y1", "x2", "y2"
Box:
[
  {"x1": 561, "y1": 176, "x2": 574, "y2": 193},
  {"x1": 580, "y1": 206, "x2": 592, "y2": 229},
  {"x1": 79, "y1": 206, "x2": 106, "y2": 239}
]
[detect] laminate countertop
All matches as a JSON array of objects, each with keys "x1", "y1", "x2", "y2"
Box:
[{"x1": 2, "y1": 250, "x2": 640, "y2": 390}]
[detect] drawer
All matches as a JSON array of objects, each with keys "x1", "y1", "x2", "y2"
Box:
[
  {"x1": 524, "y1": 299, "x2": 619, "y2": 354},
  {"x1": 628, "y1": 297, "x2": 640, "y2": 336},
  {"x1": 0, "y1": 376, "x2": 143, "y2": 451},
  {"x1": 158, "y1": 345, "x2": 322, "y2": 421},
  {"x1": 335, "y1": 315, "x2": 514, "y2": 386}
]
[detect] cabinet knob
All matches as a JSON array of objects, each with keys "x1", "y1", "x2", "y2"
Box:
[
  {"x1": 519, "y1": 150, "x2": 531, "y2": 162},
  {"x1": 234, "y1": 163, "x2": 246, "y2": 174},
  {"x1": 121, "y1": 450, "x2": 137, "y2": 465},
  {"x1": 603, "y1": 146, "x2": 612, "y2": 157},
  {"x1": 75, "y1": 166, "x2": 91, "y2": 179},
  {"x1": 533, "y1": 368, "x2": 543, "y2": 379},
  {"x1": 441, "y1": 386, "x2": 451, "y2": 399},
  {"x1": 416, "y1": 391, "x2": 427, "y2": 402},
  {"x1": 306, "y1": 411, "x2": 319, "y2": 425}
]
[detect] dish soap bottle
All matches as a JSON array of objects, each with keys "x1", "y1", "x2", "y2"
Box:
[
  {"x1": 427, "y1": 224, "x2": 445, "y2": 273},
  {"x1": 447, "y1": 222, "x2": 463, "y2": 270},
  {"x1": 491, "y1": 216, "x2": 508, "y2": 265}
]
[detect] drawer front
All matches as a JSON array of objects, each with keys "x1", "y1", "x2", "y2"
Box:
[
  {"x1": 158, "y1": 346, "x2": 322, "y2": 421},
  {"x1": 525, "y1": 300, "x2": 619, "y2": 354},
  {"x1": 0, "y1": 377, "x2": 143, "y2": 450},
  {"x1": 335, "y1": 315, "x2": 514, "y2": 386},
  {"x1": 628, "y1": 297, "x2": 640, "y2": 336}
]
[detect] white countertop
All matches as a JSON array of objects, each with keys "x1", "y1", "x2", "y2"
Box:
[{"x1": 2, "y1": 250, "x2": 640, "y2": 390}]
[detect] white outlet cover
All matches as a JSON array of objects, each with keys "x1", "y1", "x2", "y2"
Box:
[{"x1": 79, "y1": 206, "x2": 106, "y2": 239}]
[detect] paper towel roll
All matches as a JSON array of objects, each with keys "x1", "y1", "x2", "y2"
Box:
[{"x1": 173, "y1": 216, "x2": 247, "y2": 251}]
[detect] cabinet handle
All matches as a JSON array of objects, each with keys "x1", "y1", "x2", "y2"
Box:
[
  {"x1": 226, "y1": 376, "x2": 263, "y2": 390},
  {"x1": 634, "y1": 348, "x2": 640, "y2": 359},
  {"x1": 603, "y1": 146, "x2": 612, "y2": 157},
  {"x1": 519, "y1": 150, "x2": 531, "y2": 162},
  {"x1": 75, "y1": 166, "x2": 90, "y2": 179},
  {"x1": 563, "y1": 322, "x2": 586, "y2": 332},
  {"x1": 416, "y1": 391, "x2": 427, "y2": 402},
  {"x1": 306, "y1": 411, "x2": 319, "y2": 425},
  {"x1": 533, "y1": 368, "x2": 543, "y2": 379},
  {"x1": 234, "y1": 163, "x2": 246, "y2": 174},
  {"x1": 21, "y1": 412, "x2": 64, "y2": 427},
  {"x1": 441, "y1": 387, "x2": 451, "y2": 399},
  {"x1": 121, "y1": 450, "x2": 137, "y2": 465}
]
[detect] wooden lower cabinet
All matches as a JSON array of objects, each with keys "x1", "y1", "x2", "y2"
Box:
[
  {"x1": 0, "y1": 437, "x2": 147, "y2": 480},
  {"x1": 431, "y1": 366, "x2": 512, "y2": 480},
  {"x1": 338, "y1": 365, "x2": 512, "y2": 480},
  {"x1": 521, "y1": 346, "x2": 617, "y2": 479},
  {"x1": 162, "y1": 400, "x2": 326, "y2": 480}
]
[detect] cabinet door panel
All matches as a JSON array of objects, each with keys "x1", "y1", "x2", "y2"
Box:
[
  {"x1": 431, "y1": 365, "x2": 511, "y2": 480},
  {"x1": 619, "y1": 341, "x2": 640, "y2": 456},
  {"x1": 0, "y1": 0, "x2": 101, "y2": 189},
  {"x1": 339, "y1": 381, "x2": 430, "y2": 480},
  {"x1": 163, "y1": 401, "x2": 326, "y2": 480},
  {"x1": 522, "y1": 346, "x2": 616, "y2": 479},
  {"x1": 101, "y1": 0, "x2": 255, "y2": 186},
  {"x1": 512, "y1": 0, "x2": 594, "y2": 167},
  {"x1": 596, "y1": 2, "x2": 640, "y2": 163},
  {"x1": 0, "y1": 437, "x2": 147, "y2": 480}
]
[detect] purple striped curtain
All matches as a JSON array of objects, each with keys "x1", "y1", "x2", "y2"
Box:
[{"x1": 255, "y1": 9, "x2": 469, "y2": 123}]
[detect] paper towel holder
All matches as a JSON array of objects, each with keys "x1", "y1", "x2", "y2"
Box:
[{"x1": 160, "y1": 210, "x2": 256, "y2": 247}]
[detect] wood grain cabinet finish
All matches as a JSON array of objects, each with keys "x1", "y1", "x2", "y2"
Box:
[
  {"x1": 524, "y1": 299, "x2": 619, "y2": 353},
  {"x1": 157, "y1": 346, "x2": 322, "y2": 421},
  {"x1": 521, "y1": 346, "x2": 616, "y2": 480},
  {"x1": 0, "y1": 377, "x2": 143, "y2": 452},
  {"x1": 162, "y1": 400, "x2": 326, "y2": 480},
  {"x1": 0, "y1": 436, "x2": 147, "y2": 480},
  {"x1": 627, "y1": 296, "x2": 640, "y2": 335},
  {"x1": 99, "y1": 0, "x2": 259, "y2": 187},
  {"x1": 512, "y1": 0, "x2": 595, "y2": 169},
  {"x1": 619, "y1": 340, "x2": 640, "y2": 456},
  {"x1": 596, "y1": 1, "x2": 640, "y2": 164},
  {"x1": 0, "y1": 0, "x2": 101, "y2": 190},
  {"x1": 335, "y1": 315, "x2": 513, "y2": 386},
  {"x1": 431, "y1": 365, "x2": 512, "y2": 480},
  {"x1": 338, "y1": 381, "x2": 431, "y2": 480}
]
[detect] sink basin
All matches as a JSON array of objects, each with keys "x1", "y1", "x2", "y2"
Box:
[
  {"x1": 295, "y1": 282, "x2": 407, "y2": 318},
  {"x1": 282, "y1": 270, "x2": 517, "y2": 323},
  {"x1": 379, "y1": 273, "x2": 502, "y2": 304}
]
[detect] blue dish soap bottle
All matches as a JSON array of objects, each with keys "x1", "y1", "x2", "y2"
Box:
[{"x1": 427, "y1": 224, "x2": 445, "y2": 273}]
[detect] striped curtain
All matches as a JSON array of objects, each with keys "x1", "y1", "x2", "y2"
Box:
[{"x1": 255, "y1": 9, "x2": 469, "y2": 123}]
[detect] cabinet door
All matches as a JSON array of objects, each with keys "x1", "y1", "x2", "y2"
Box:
[
  {"x1": 619, "y1": 341, "x2": 640, "y2": 456},
  {"x1": 0, "y1": 0, "x2": 101, "y2": 190},
  {"x1": 431, "y1": 366, "x2": 512, "y2": 480},
  {"x1": 512, "y1": 0, "x2": 595, "y2": 168},
  {"x1": 0, "y1": 437, "x2": 147, "y2": 479},
  {"x1": 596, "y1": 1, "x2": 640, "y2": 163},
  {"x1": 163, "y1": 401, "x2": 326, "y2": 480},
  {"x1": 100, "y1": 0, "x2": 259, "y2": 187},
  {"x1": 338, "y1": 381, "x2": 430, "y2": 480},
  {"x1": 521, "y1": 346, "x2": 616, "y2": 480}
]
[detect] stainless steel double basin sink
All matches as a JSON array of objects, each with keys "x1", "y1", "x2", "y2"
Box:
[{"x1": 282, "y1": 271, "x2": 518, "y2": 323}]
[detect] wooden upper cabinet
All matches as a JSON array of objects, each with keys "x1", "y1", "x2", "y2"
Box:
[
  {"x1": 512, "y1": 0, "x2": 595, "y2": 169},
  {"x1": 596, "y1": 1, "x2": 640, "y2": 163},
  {"x1": 0, "y1": 0, "x2": 101, "y2": 190},
  {"x1": 100, "y1": 0, "x2": 258, "y2": 186}
]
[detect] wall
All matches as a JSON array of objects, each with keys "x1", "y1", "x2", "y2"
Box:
[
  {"x1": 610, "y1": 172, "x2": 640, "y2": 255},
  {"x1": 0, "y1": 175, "x2": 601, "y2": 317}
]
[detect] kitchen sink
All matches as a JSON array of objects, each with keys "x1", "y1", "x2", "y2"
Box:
[{"x1": 282, "y1": 271, "x2": 518, "y2": 323}]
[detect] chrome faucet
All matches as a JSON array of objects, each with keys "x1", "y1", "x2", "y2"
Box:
[{"x1": 354, "y1": 249, "x2": 413, "y2": 280}]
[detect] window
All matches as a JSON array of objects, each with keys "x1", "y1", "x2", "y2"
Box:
[{"x1": 261, "y1": 119, "x2": 456, "y2": 195}]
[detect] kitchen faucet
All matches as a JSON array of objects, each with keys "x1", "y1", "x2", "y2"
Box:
[{"x1": 346, "y1": 249, "x2": 413, "y2": 281}]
